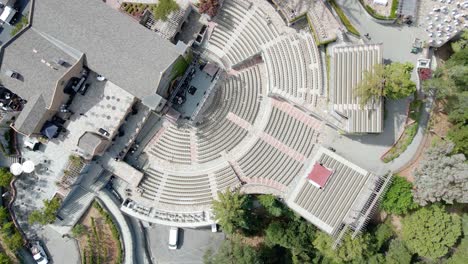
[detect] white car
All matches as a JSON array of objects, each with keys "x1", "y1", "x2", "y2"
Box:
[
  {"x1": 168, "y1": 227, "x2": 179, "y2": 250},
  {"x1": 211, "y1": 223, "x2": 217, "y2": 233},
  {"x1": 30, "y1": 241, "x2": 49, "y2": 264}
]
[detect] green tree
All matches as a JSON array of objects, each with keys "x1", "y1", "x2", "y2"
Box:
[
  {"x1": 212, "y1": 190, "x2": 250, "y2": 235},
  {"x1": 384, "y1": 62, "x2": 417, "y2": 99},
  {"x1": 0, "y1": 253, "x2": 12, "y2": 264},
  {"x1": 257, "y1": 194, "x2": 283, "y2": 217},
  {"x1": 28, "y1": 197, "x2": 61, "y2": 225},
  {"x1": 0, "y1": 168, "x2": 13, "y2": 188},
  {"x1": 373, "y1": 222, "x2": 394, "y2": 250},
  {"x1": 451, "y1": 30, "x2": 468, "y2": 53},
  {"x1": 402, "y1": 205, "x2": 461, "y2": 259},
  {"x1": 5, "y1": 232, "x2": 23, "y2": 252},
  {"x1": 0, "y1": 207, "x2": 9, "y2": 224},
  {"x1": 314, "y1": 232, "x2": 374, "y2": 263},
  {"x1": 203, "y1": 236, "x2": 262, "y2": 264},
  {"x1": 265, "y1": 219, "x2": 316, "y2": 263},
  {"x1": 355, "y1": 62, "x2": 416, "y2": 106},
  {"x1": 381, "y1": 176, "x2": 419, "y2": 215},
  {"x1": 385, "y1": 239, "x2": 412, "y2": 264},
  {"x1": 445, "y1": 214, "x2": 468, "y2": 264}
]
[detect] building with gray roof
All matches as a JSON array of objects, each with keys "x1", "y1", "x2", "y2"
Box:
[
  {"x1": 329, "y1": 43, "x2": 384, "y2": 134},
  {"x1": 0, "y1": 0, "x2": 182, "y2": 136}
]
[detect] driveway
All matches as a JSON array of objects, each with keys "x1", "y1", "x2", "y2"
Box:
[
  {"x1": 147, "y1": 225, "x2": 225, "y2": 264},
  {"x1": 36, "y1": 226, "x2": 80, "y2": 264},
  {"x1": 335, "y1": 0, "x2": 427, "y2": 63}
]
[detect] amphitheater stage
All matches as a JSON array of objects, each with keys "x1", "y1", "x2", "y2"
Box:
[{"x1": 172, "y1": 63, "x2": 221, "y2": 120}]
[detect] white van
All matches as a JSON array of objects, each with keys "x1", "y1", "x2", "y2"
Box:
[{"x1": 168, "y1": 227, "x2": 178, "y2": 250}]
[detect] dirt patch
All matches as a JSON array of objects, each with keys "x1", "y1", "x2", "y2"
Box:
[
  {"x1": 241, "y1": 235, "x2": 265, "y2": 249},
  {"x1": 390, "y1": 215, "x2": 403, "y2": 236},
  {"x1": 398, "y1": 108, "x2": 451, "y2": 181},
  {"x1": 76, "y1": 205, "x2": 120, "y2": 264}
]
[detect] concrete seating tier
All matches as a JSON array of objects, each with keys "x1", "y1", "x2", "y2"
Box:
[
  {"x1": 264, "y1": 107, "x2": 316, "y2": 157},
  {"x1": 238, "y1": 140, "x2": 304, "y2": 186},
  {"x1": 264, "y1": 33, "x2": 321, "y2": 106},
  {"x1": 158, "y1": 173, "x2": 213, "y2": 206},
  {"x1": 214, "y1": 166, "x2": 241, "y2": 190},
  {"x1": 147, "y1": 126, "x2": 192, "y2": 164},
  {"x1": 139, "y1": 168, "x2": 165, "y2": 201},
  {"x1": 195, "y1": 66, "x2": 262, "y2": 163},
  {"x1": 207, "y1": 0, "x2": 280, "y2": 67}
]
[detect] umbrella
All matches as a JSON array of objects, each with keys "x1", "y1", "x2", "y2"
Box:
[
  {"x1": 22, "y1": 160, "x2": 35, "y2": 173},
  {"x1": 10, "y1": 163, "x2": 22, "y2": 176}
]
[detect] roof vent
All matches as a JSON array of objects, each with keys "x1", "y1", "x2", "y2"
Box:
[
  {"x1": 5, "y1": 70, "x2": 20, "y2": 79},
  {"x1": 32, "y1": 49, "x2": 38, "y2": 53},
  {"x1": 57, "y1": 58, "x2": 67, "y2": 66}
]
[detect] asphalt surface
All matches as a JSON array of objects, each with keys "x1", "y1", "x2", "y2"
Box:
[{"x1": 147, "y1": 224, "x2": 225, "y2": 264}]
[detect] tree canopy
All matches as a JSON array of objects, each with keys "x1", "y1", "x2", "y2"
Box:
[
  {"x1": 0, "y1": 168, "x2": 13, "y2": 188},
  {"x1": 203, "y1": 236, "x2": 262, "y2": 264},
  {"x1": 381, "y1": 175, "x2": 419, "y2": 214},
  {"x1": 402, "y1": 205, "x2": 461, "y2": 259},
  {"x1": 199, "y1": 0, "x2": 220, "y2": 17},
  {"x1": 412, "y1": 141, "x2": 468, "y2": 206},
  {"x1": 28, "y1": 197, "x2": 61, "y2": 225},
  {"x1": 314, "y1": 232, "x2": 374, "y2": 263},
  {"x1": 212, "y1": 190, "x2": 251, "y2": 235},
  {"x1": 151, "y1": 0, "x2": 179, "y2": 21},
  {"x1": 451, "y1": 30, "x2": 468, "y2": 53},
  {"x1": 445, "y1": 214, "x2": 468, "y2": 264},
  {"x1": 355, "y1": 62, "x2": 416, "y2": 106},
  {"x1": 385, "y1": 239, "x2": 412, "y2": 264}
]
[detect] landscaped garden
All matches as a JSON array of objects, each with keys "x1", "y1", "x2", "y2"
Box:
[
  {"x1": 121, "y1": 0, "x2": 179, "y2": 20},
  {"x1": 383, "y1": 98, "x2": 424, "y2": 163},
  {"x1": 359, "y1": 0, "x2": 399, "y2": 20},
  {"x1": 328, "y1": 0, "x2": 360, "y2": 36},
  {"x1": 72, "y1": 201, "x2": 122, "y2": 264}
]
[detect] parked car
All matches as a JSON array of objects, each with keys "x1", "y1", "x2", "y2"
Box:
[
  {"x1": 168, "y1": 227, "x2": 179, "y2": 250},
  {"x1": 30, "y1": 241, "x2": 49, "y2": 264},
  {"x1": 211, "y1": 223, "x2": 217, "y2": 233},
  {"x1": 79, "y1": 83, "x2": 90, "y2": 95}
]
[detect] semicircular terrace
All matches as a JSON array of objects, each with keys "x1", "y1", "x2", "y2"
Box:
[{"x1": 121, "y1": 0, "x2": 329, "y2": 228}]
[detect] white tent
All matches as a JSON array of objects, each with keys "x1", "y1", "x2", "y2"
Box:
[
  {"x1": 10, "y1": 163, "x2": 23, "y2": 176},
  {"x1": 22, "y1": 160, "x2": 35, "y2": 173},
  {"x1": 373, "y1": 0, "x2": 388, "y2": 6}
]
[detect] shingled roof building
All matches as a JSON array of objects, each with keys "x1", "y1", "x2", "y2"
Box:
[
  {"x1": 286, "y1": 147, "x2": 392, "y2": 239},
  {"x1": 329, "y1": 44, "x2": 384, "y2": 134},
  {"x1": 0, "y1": 0, "x2": 182, "y2": 136}
]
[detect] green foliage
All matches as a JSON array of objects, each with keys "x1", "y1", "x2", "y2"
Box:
[
  {"x1": 257, "y1": 194, "x2": 283, "y2": 217},
  {"x1": 385, "y1": 239, "x2": 412, "y2": 264},
  {"x1": 69, "y1": 155, "x2": 82, "y2": 167},
  {"x1": 28, "y1": 197, "x2": 61, "y2": 225},
  {"x1": 0, "y1": 207, "x2": 8, "y2": 223},
  {"x1": 381, "y1": 176, "x2": 418, "y2": 215},
  {"x1": 451, "y1": 30, "x2": 468, "y2": 54},
  {"x1": 203, "y1": 236, "x2": 262, "y2": 264},
  {"x1": 72, "y1": 224, "x2": 86, "y2": 237},
  {"x1": 264, "y1": 219, "x2": 316, "y2": 262},
  {"x1": 314, "y1": 232, "x2": 374, "y2": 263},
  {"x1": 328, "y1": 0, "x2": 360, "y2": 36},
  {"x1": 356, "y1": 62, "x2": 416, "y2": 106},
  {"x1": 151, "y1": 0, "x2": 179, "y2": 21},
  {"x1": 390, "y1": 0, "x2": 399, "y2": 18},
  {"x1": 170, "y1": 57, "x2": 189, "y2": 80},
  {"x1": 445, "y1": 214, "x2": 468, "y2": 264},
  {"x1": 212, "y1": 190, "x2": 251, "y2": 235},
  {"x1": 0, "y1": 253, "x2": 12, "y2": 264},
  {"x1": 10, "y1": 15, "x2": 28, "y2": 36},
  {"x1": 0, "y1": 168, "x2": 13, "y2": 188},
  {"x1": 402, "y1": 205, "x2": 462, "y2": 259},
  {"x1": 384, "y1": 62, "x2": 416, "y2": 99},
  {"x1": 373, "y1": 222, "x2": 394, "y2": 250}
]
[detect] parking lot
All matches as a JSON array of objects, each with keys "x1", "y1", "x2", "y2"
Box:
[{"x1": 147, "y1": 224, "x2": 225, "y2": 264}]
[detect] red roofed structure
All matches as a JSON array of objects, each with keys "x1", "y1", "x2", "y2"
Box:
[{"x1": 307, "y1": 162, "x2": 333, "y2": 188}]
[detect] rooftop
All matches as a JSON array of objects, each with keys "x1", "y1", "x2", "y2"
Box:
[{"x1": 307, "y1": 162, "x2": 333, "y2": 188}]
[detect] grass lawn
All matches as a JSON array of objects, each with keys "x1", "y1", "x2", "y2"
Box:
[
  {"x1": 328, "y1": 0, "x2": 360, "y2": 36},
  {"x1": 121, "y1": 0, "x2": 179, "y2": 20},
  {"x1": 383, "y1": 99, "x2": 423, "y2": 163}
]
